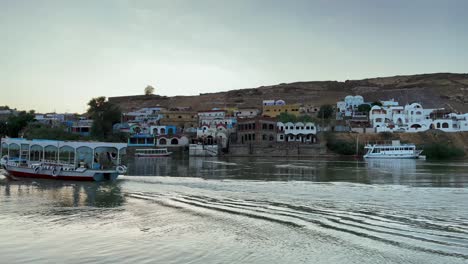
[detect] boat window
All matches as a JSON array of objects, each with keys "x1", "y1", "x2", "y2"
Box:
[
  {"x1": 59, "y1": 146, "x2": 75, "y2": 165},
  {"x1": 171, "y1": 138, "x2": 179, "y2": 145},
  {"x1": 1, "y1": 142, "x2": 9, "y2": 157},
  {"x1": 44, "y1": 145, "x2": 58, "y2": 161},
  {"x1": 95, "y1": 147, "x2": 119, "y2": 169},
  {"x1": 8, "y1": 143, "x2": 20, "y2": 158},
  {"x1": 119, "y1": 147, "x2": 127, "y2": 164},
  {"x1": 76, "y1": 146, "x2": 93, "y2": 169},
  {"x1": 30, "y1": 145, "x2": 43, "y2": 161},
  {"x1": 159, "y1": 138, "x2": 167, "y2": 145}
]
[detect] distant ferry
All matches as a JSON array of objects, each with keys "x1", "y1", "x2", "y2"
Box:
[
  {"x1": 135, "y1": 148, "x2": 172, "y2": 157},
  {"x1": 1, "y1": 138, "x2": 127, "y2": 181},
  {"x1": 364, "y1": 140, "x2": 422, "y2": 159}
]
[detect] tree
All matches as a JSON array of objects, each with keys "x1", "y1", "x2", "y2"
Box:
[
  {"x1": 87, "y1": 97, "x2": 122, "y2": 140},
  {"x1": 6, "y1": 110, "x2": 35, "y2": 137},
  {"x1": 317, "y1": 105, "x2": 334, "y2": 119},
  {"x1": 0, "y1": 121, "x2": 7, "y2": 137},
  {"x1": 23, "y1": 123, "x2": 84, "y2": 141},
  {"x1": 144, "y1": 85, "x2": 155, "y2": 95},
  {"x1": 277, "y1": 112, "x2": 297, "y2": 123},
  {"x1": 357, "y1": 104, "x2": 371, "y2": 113}
]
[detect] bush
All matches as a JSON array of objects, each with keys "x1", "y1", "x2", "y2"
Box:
[
  {"x1": 325, "y1": 132, "x2": 363, "y2": 155},
  {"x1": 422, "y1": 143, "x2": 465, "y2": 160}
]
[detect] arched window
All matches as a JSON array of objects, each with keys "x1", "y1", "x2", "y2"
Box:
[
  {"x1": 59, "y1": 146, "x2": 75, "y2": 164},
  {"x1": 436, "y1": 123, "x2": 441, "y2": 128},
  {"x1": 29, "y1": 145, "x2": 43, "y2": 162},
  {"x1": 159, "y1": 138, "x2": 167, "y2": 145},
  {"x1": 170, "y1": 138, "x2": 179, "y2": 145},
  {"x1": 76, "y1": 146, "x2": 93, "y2": 168},
  {"x1": 442, "y1": 123, "x2": 449, "y2": 128},
  {"x1": 8, "y1": 143, "x2": 20, "y2": 158},
  {"x1": 44, "y1": 145, "x2": 58, "y2": 161},
  {"x1": 1, "y1": 142, "x2": 9, "y2": 157},
  {"x1": 153, "y1": 128, "x2": 158, "y2": 135},
  {"x1": 160, "y1": 128, "x2": 166, "y2": 134}
]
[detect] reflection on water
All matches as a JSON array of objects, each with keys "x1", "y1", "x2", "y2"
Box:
[
  {"x1": 0, "y1": 178, "x2": 125, "y2": 208},
  {"x1": 1, "y1": 158, "x2": 468, "y2": 264},
  {"x1": 127, "y1": 157, "x2": 468, "y2": 187}
]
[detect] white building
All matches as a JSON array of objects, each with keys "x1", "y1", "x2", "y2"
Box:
[
  {"x1": 276, "y1": 122, "x2": 317, "y2": 143},
  {"x1": 336, "y1": 95, "x2": 365, "y2": 117},
  {"x1": 234, "y1": 108, "x2": 260, "y2": 119},
  {"x1": 369, "y1": 100, "x2": 468, "y2": 133}
]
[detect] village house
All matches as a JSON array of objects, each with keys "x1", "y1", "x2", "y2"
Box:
[
  {"x1": 336, "y1": 95, "x2": 366, "y2": 118},
  {"x1": 276, "y1": 122, "x2": 318, "y2": 143},
  {"x1": 234, "y1": 108, "x2": 260, "y2": 119},
  {"x1": 262, "y1": 100, "x2": 301, "y2": 118},
  {"x1": 236, "y1": 116, "x2": 277, "y2": 144},
  {"x1": 369, "y1": 100, "x2": 468, "y2": 133},
  {"x1": 122, "y1": 107, "x2": 165, "y2": 123},
  {"x1": 159, "y1": 110, "x2": 198, "y2": 132},
  {"x1": 196, "y1": 110, "x2": 237, "y2": 148}
]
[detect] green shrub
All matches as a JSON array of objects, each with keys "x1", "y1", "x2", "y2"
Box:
[
  {"x1": 422, "y1": 143, "x2": 465, "y2": 160},
  {"x1": 325, "y1": 132, "x2": 363, "y2": 155}
]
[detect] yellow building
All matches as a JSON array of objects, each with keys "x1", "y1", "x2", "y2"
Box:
[
  {"x1": 159, "y1": 111, "x2": 198, "y2": 129},
  {"x1": 262, "y1": 104, "x2": 301, "y2": 118}
]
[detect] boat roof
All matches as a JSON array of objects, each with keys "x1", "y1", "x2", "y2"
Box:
[{"x1": 1, "y1": 138, "x2": 127, "y2": 150}]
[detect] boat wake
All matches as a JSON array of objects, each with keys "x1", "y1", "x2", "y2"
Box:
[{"x1": 122, "y1": 177, "x2": 468, "y2": 260}]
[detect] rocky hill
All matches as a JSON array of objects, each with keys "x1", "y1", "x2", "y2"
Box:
[{"x1": 109, "y1": 73, "x2": 468, "y2": 112}]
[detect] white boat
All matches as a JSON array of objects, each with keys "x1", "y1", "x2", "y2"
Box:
[
  {"x1": 364, "y1": 140, "x2": 422, "y2": 159},
  {"x1": 1, "y1": 138, "x2": 127, "y2": 181},
  {"x1": 135, "y1": 148, "x2": 172, "y2": 157}
]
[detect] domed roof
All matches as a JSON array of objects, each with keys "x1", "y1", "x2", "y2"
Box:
[{"x1": 275, "y1": 100, "x2": 286, "y2": 105}]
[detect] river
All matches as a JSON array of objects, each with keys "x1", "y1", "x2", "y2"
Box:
[{"x1": 1, "y1": 157, "x2": 467, "y2": 263}]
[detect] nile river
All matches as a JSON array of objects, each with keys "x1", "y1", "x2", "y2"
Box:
[{"x1": 1, "y1": 157, "x2": 468, "y2": 264}]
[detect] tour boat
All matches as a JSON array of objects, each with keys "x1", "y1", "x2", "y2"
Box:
[
  {"x1": 135, "y1": 148, "x2": 172, "y2": 157},
  {"x1": 364, "y1": 140, "x2": 422, "y2": 159},
  {"x1": 0, "y1": 138, "x2": 127, "y2": 181}
]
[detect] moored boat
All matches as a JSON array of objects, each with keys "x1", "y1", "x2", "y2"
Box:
[
  {"x1": 364, "y1": 140, "x2": 422, "y2": 159},
  {"x1": 135, "y1": 148, "x2": 172, "y2": 157},
  {"x1": 1, "y1": 138, "x2": 127, "y2": 181}
]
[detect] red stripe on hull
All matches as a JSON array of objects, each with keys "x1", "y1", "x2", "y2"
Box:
[{"x1": 7, "y1": 170, "x2": 94, "y2": 181}]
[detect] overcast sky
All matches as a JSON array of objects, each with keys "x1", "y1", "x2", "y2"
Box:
[{"x1": 1, "y1": 0, "x2": 467, "y2": 113}]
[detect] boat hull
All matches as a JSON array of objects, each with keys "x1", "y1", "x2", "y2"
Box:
[
  {"x1": 135, "y1": 153, "x2": 171, "y2": 158},
  {"x1": 2, "y1": 165, "x2": 119, "y2": 181},
  {"x1": 364, "y1": 155, "x2": 419, "y2": 159}
]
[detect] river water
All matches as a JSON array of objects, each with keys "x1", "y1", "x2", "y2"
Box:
[{"x1": 1, "y1": 157, "x2": 467, "y2": 264}]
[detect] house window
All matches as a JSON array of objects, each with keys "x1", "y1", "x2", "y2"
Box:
[{"x1": 279, "y1": 135, "x2": 284, "y2": 140}]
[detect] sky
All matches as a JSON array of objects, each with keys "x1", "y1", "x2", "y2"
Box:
[{"x1": 0, "y1": 0, "x2": 467, "y2": 113}]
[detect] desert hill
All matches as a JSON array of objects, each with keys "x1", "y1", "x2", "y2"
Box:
[{"x1": 109, "y1": 73, "x2": 468, "y2": 113}]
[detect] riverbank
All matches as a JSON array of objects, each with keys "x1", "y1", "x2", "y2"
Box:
[
  {"x1": 223, "y1": 131, "x2": 468, "y2": 159},
  {"x1": 330, "y1": 131, "x2": 468, "y2": 159}
]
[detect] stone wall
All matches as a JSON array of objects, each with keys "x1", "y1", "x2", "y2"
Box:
[{"x1": 227, "y1": 143, "x2": 329, "y2": 157}]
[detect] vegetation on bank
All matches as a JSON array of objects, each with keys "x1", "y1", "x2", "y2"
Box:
[
  {"x1": 87, "y1": 96, "x2": 122, "y2": 141},
  {"x1": 325, "y1": 131, "x2": 467, "y2": 159},
  {"x1": 421, "y1": 143, "x2": 465, "y2": 160},
  {"x1": 0, "y1": 97, "x2": 125, "y2": 143},
  {"x1": 324, "y1": 132, "x2": 365, "y2": 155},
  {"x1": 0, "y1": 110, "x2": 36, "y2": 138}
]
